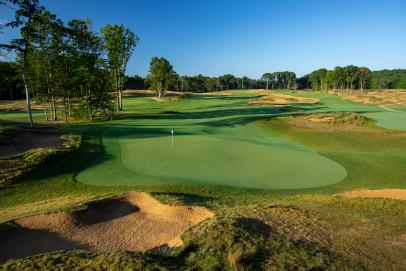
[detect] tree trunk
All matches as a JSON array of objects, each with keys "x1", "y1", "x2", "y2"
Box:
[
  {"x1": 44, "y1": 105, "x2": 48, "y2": 121},
  {"x1": 118, "y1": 90, "x2": 123, "y2": 110},
  {"x1": 266, "y1": 80, "x2": 269, "y2": 90},
  {"x1": 63, "y1": 97, "x2": 68, "y2": 122},
  {"x1": 22, "y1": 45, "x2": 34, "y2": 127},
  {"x1": 52, "y1": 95, "x2": 57, "y2": 121},
  {"x1": 67, "y1": 91, "x2": 71, "y2": 116},
  {"x1": 118, "y1": 72, "x2": 123, "y2": 110},
  {"x1": 158, "y1": 79, "x2": 162, "y2": 98}
]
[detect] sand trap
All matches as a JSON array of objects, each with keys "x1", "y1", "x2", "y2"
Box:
[
  {"x1": 340, "y1": 90, "x2": 406, "y2": 106},
  {"x1": 0, "y1": 193, "x2": 214, "y2": 262},
  {"x1": 0, "y1": 132, "x2": 68, "y2": 157},
  {"x1": 249, "y1": 90, "x2": 319, "y2": 106},
  {"x1": 340, "y1": 189, "x2": 406, "y2": 200}
]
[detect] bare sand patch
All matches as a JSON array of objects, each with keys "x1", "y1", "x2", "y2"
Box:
[
  {"x1": 0, "y1": 132, "x2": 68, "y2": 157},
  {"x1": 202, "y1": 90, "x2": 235, "y2": 96},
  {"x1": 338, "y1": 90, "x2": 406, "y2": 107},
  {"x1": 339, "y1": 189, "x2": 406, "y2": 200},
  {"x1": 123, "y1": 89, "x2": 190, "y2": 98},
  {"x1": 0, "y1": 192, "x2": 214, "y2": 262},
  {"x1": 249, "y1": 90, "x2": 319, "y2": 106}
]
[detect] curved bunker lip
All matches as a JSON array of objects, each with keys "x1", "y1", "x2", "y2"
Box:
[{"x1": 0, "y1": 192, "x2": 214, "y2": 262}]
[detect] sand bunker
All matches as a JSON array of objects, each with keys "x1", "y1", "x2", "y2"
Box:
[
  {"x1": 340, "y1": 189, "x2": 406, "y2": 200},
  {"x1": 0, "y1": 193, "x2": 214, "y2": 262},
  {"x1": 340, "y1": 90, "x2": 406, "y2": 107},
  {"x1": 249, "y1": 90, "x2": 319, "y2": 106},
  {"x1": 0, "y1": 132, "x2": 68, "y2": 157}
]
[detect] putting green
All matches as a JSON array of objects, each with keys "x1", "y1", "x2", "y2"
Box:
[{"x1": 77, "y1": 121, "x2": 346, "y2": 189}]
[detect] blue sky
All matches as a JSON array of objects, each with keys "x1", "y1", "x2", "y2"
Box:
[{"x1": 1, "y1": 0, "x2": 405, "y2": 78}]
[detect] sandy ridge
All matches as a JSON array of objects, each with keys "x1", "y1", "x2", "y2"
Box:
[{"x1": 340, "y1": 189, "x2": 406, "y2": 200}]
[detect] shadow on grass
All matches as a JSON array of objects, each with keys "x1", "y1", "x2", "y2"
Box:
[{"x1": 0, "y1": 223, "x2": 89, "y2": 263}]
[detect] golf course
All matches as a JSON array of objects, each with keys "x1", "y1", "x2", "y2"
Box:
[
  {"x1": 1, "y1": 89, "x2": 406, "y2": 270},
  {"x1": 75, "y1": 90, "x2": 406, "y2": 190},
  {"x1": 1, "y1": 0, "x2": 406, "y2": 269}
]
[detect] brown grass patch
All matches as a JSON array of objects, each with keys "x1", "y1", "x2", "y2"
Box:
[
  {"x1": 339, "y1": 189, "x2": 406, "y2": 200},
  {"x1": 338, "y1": 90, "x2": 406, "y2": 107},
  {"x1": 248, "y1": 90, "x2": 319, "y2": 106},
  {"x1": 0, "y1": 100, "x2": 47, "y2": 111},
  {"x1": 0, "y1": 192, "x2": 214, "y2": 262},
  {"x1": 275, "y1": 112, "x2": 378, "y2": 132}
]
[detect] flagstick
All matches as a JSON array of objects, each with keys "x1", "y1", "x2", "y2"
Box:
[{"x1": 171, "y1": 130, "x2": 174, "y2": 146}]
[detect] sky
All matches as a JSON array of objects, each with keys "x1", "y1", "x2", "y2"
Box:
[{"x1": 1, "y1": 0, "x2": 405, "y2": 78}]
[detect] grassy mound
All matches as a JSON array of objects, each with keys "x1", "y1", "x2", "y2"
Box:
[
  {"x1": 0, "y1": 129, "x2": 80, "y2": 188},
  {"x1": 285, "y1": 112, "x2": 376, "y2": 130}
]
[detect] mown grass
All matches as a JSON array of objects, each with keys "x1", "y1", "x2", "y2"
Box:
[
  {"x1": 0, "y1": 91, "x2": 405, "y2": 270},
  {"x1": 262, "y1": 113, "x2": 406, "y2": 191}
]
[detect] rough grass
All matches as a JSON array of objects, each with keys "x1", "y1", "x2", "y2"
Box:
[
  {"x1": 0, "y1": 130, "x2": 81, "y2": 188},
  {"x1": 2, "y1": 195, "x2": 404, "y2": 270},
  {"x1": 339, "y1": 89, "x2": 406, "y2": 106},
  {"x1": 262, "y1": 113, "x2": 406, "y2": 190},
  {"x1": 0, "y1": 91, "x2": 405, "y2": 270}
]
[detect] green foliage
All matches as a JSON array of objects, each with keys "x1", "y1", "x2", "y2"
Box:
[
  {"x1": 101, "y1": 24, "x2": 138, "y2": 110},
  {"x1": 308, "y1": 68, "x2": 327, "y2": 91},
  {"x1": 261, "y1": 71, "x2": 296, "y2": 90},
  {"x1": 0, "y1": 62, "x2": 23, "y2": 99},
  {"x1": 146, "y1": 57, "x2": 178, "y2": 97},
  {"x1": 0, "y1": 3, "x2": 136, "y2": 123},
  {"x1": 305, "y1": 65, "x2": 373, "y2": 91},
  {"x1": 370, "y1": 69, "x2": 406, "y2": 89},
  {"x1": 176, "y1": 74, "x2": 263, "y2": 92},
  {"x1": 396, "y1": 78, "x2": 406, "y2": 89}
]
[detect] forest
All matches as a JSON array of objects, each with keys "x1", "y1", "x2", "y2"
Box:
[
  {"x1": 3, "y1": 58, "x2": 405, "y2": 101},
  {"x1": 0, "y1": 0, "x2": 138, "y2": 124}
]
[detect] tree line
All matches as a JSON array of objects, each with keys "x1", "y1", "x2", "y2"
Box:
[
  {"x1": 0, "y1": 0, "x2": 137, "y2": 125},
  {"x1": 301, "y1": 66, "x2": 406, "y2": 92},
  {"x1": 131, "y1": 59, "x2": 406, "y2": 96}
]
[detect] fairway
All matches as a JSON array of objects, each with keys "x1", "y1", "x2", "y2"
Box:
[{"x1": 76, "y1": 91, "x2": 406, "y2": 189}]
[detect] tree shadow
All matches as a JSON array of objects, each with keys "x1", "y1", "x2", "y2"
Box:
[
  {"x1": 72, "y1": 197, "x2": 139, "y2": 225},
  {"x1": 234, "y1": 217, "x2": 271, "y2": 237},
  {"x1": 0, "y1": 223, "x2": 89, "y2": 263}
]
